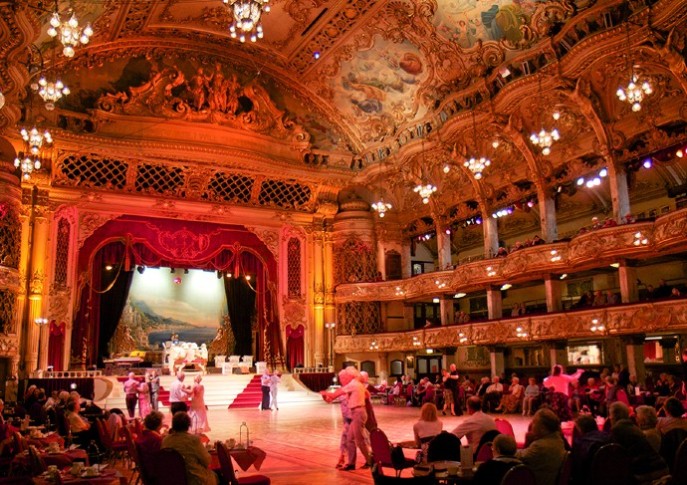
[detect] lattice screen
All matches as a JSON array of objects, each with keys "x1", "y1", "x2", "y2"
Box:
[
  {"x1": 334, "y1": 238, "x2": 377, "y2": 285},
  {"x1": 0, "y1": 207, "x2": 21, "y2": 270},
  {"x1": 287, "y1": 237, "x2": 302, "y2": 298},
  {"x1": 135, "y1": 163, "x2": 185, "y2": 195},
  {"x1": 58, "y1": 154, "x2": 128, "y2": 189},
  {"x1": 53, "y1": 218, "x2": 70, "y2": 287},
  {"x1": 203, "y1": 172, "x2": 254, "y2": 202},
  {"x1": 338, "y1": 302, "x2": 382, "y2": 335},
  {"x1": 0, "y1": 289, "x2": 17, "y2": 334},
  {"x1": 258, "y1": 180, "x2": 311, "y2": 208}
]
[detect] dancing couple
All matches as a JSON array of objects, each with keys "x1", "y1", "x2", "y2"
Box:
[{"x1": 260, "y1": 369, "x2": 282, "y2": 411}]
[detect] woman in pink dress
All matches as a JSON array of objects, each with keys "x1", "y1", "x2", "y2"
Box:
[
  {"x1": 189, "y1": 375, "x2": 210, "y2": 433},
  {"x1": 137, "y1": 381, "x2": 151, "y2": 418}
]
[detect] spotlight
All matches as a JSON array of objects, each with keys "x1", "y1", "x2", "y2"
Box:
[
  {"x1": 677, "y1": 149, "x2": 684, "y2": 158},
  {"x1": 599, "y1": 168, "x2": 608, "y2": 177},
  {"x1": 105, "y1": 265, "x2": 113, "y2": 271},
  {"x1": 576, "y1": 177, "x2": 585, "y2": 186},
  {"x1": 643, "y1": 158, "x2": 652, "y2": 169},
  {"x1": 136, "y1": 266, "x2": 145, "y2": 275},
  {"x1": 225, "y1": 272, "x2": 232, "y2": 278},
  {"x1": 313, "y1": 51, "x2": 321, "y2": 60},
  {"x1": 245, "y1": 275, "x2": 251, "y2": 281}
]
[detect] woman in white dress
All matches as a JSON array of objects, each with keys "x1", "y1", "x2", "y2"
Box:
[{"x1": 188, "y1": 375, "x2": 210, "y2": 433}]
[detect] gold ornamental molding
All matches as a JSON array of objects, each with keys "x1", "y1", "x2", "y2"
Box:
[
  {"x1": 335, "y1": 209, "x2": 687, "y2": 303},
  {"x1": 334, "y1": 299, "x2": 687, "y2": 354}
]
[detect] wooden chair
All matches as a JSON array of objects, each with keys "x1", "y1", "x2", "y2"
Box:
[
  {"x1": 216, "y1": 442, "x2": 270, "y2": 485},
  {"x1": 500, "y1": 464, "x2": 536, "y2": 485},
  {"x1": 148, "y1": 448, "x2": 188, "y2": 485},
  {"x1": 556, "y1": 451, "x2": 572, "y2": 485},
  {"x1": 589, "y1": 443, "x2": 630, "y2": 485},
  {"x1": 494, "y1": 419, "x2": 515, "y2": 438}
]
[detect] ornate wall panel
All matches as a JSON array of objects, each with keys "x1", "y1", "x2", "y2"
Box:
[
  {"x1": 287, "y1": 237, "x2": 302, "y2": 298},
  {"x1": 0, "y1": 289, "x2": 17, "y2": 334},
  {"x1": 334, "y1": 238, "x2": 377, "y2": 285},
  {"x1": 53, "y1": 218, "x2": 71, "y2": 287},
  {"x1": 0, "y1": 203, "x2": 21, "y2": 270},
  {"x1": 337, "y1": 301, "x2": 381, "y2": 336}
]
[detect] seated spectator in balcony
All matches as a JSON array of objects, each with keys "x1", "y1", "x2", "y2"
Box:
[
  {"x1": 373, "y1": 271, "x2": 383, "y2": 282},
  {"x1": 455, "y1": 311, "x2": 470, "y2": 324},
  {"x1": 483, "y1": 376, "x2": 504, "y2": 412},
  {"x1": 635, "y1": 405, "x2": 661, "y2": 452},
  {"x1": 532, "y1": 235, "x2": 545, "y2": 245},
  {"x1": 512, "y1": 241, "x2": 525, "y2": 252},
  {"x1": 496, "y1": 246, "x2": 508, "y2": 257},
  {"x1": 592, "y1": 290, "x2": 607, "y2": 306},
  {"x1": 645, "y1": 284, "x2": 656, "y2": 300},
  {"x1": 655, "y1": 279, "x2": 672, "y2": 298},
  {"x1": 574, "y1": 290, "x2": 593, "y2": 308},
  {"x1": 624, "y1": 213, "x2": 636, "y2": 224},
  {"x1": 510, "y1": 303, "x2": 520, "y2": 317},
  {"x1": 472, "y1": 435, "x2": 521, "y2": 484},
  {"x1": 519, "y1": 302, "x2": 527, "y2": 315},
  {"x1": 496, "y1": 376, "x2": 524, "y2": 414},
  {"x1": 522, "y1": 378, "x2": 540, "y2": 416},
  {"x1": 591, "y1": 216, "x2": 602, "y2": 230},
  {"x1": 657, "y1": 397, "x2": 687, "y2": 435},
  {"x1": 671, "y1": 287, "x2": 682, "y2": 297},
  {"x1": 603, "y1": 217, "x2": 618, "y2": 228},
  {"x1": 606, "y1": 290, "x2": 618, "y2": 305}
]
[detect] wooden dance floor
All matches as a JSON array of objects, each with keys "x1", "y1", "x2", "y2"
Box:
[{"x1": 202, "y1": 402, "x2": 532, "y2": 485}]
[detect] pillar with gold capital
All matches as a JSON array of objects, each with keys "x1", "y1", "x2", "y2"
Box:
[{"x1": 312, "y1": 226, "x2": 325, "y2": 367}]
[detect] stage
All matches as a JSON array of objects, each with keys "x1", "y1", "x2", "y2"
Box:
[{"x1": 191, "y1": 400, "x2": 533, "y2": 485}]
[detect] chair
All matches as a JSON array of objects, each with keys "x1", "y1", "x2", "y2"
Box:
[
  {"x1": 494, "y1": 418, "x2": 515, "y2": 438},
  {"x1": 27, "y1": 445, "x2": 46, "y2": 477},
  {"x1": 96, "y1": 418, "x2": 128, "y2": 465},
  {"x1": 134, "y1": 442, "x2": 155, "y2": 485},
  {"x1": 475, "y1": 442, "x2": 493, "y2": 462},
  {"x1": 369, "y1": 428, "x2": 415, "y2": 477},
  {"x1": 659, "y1": 427, "x2": 687, "y2": 472},
  {"x1": 476, "y1": 429, "x2": 501, "y2": 458},
  {"x1": 427, "y1": 431, "x2": 461, "y2": 462},
  {"x1": 589, "y1": 443, "x2": 630, "y2": 485},
  {"x1": 223, "y1": 355, "x2": 242, "y2": 375},
  {"x1": 121, "y1": 426, "x2": 140, "y2": 485},
  {"x1": 616, "y1": 388, "x2": 630, "y2": 406},
  {"x1": 239, "y1": 356, "x2": 253, "y2": 374},
  {"x1": 556, "y1": 451, "x2": 572, "y2": 485},
  {"x1": 372, "y1": 462, "x2": 434, "y2": 485},
  {"x1": 500, "y1": 464, "x2": 536, "y2": 485},
  {"x1": 148, "y1": 448, "x2": 188, "y2": 485},
  {"x1": 214, "y1": 355, "x2": 226, "y2": 368},
  {"x1": 672, "y1": 437, "x2": 687, "y2": 485},
  {"x1": 216, "y1": 442, "x2": 270, "y2": 485}
]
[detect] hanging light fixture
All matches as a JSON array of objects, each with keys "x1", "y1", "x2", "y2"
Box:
[
  {"x1": 414, "y1": 184, "x2": 437, "y2": 204},
  {"x1": 616, "y1": 24, "x2": 652, "y2": 112},
  {"x1": 223, "y1": 0, "x2": 271, "y2": 43},
  {"x1": 20, "y1": 127, "x2": 53, "y2": 155},
  {"x1": 371, "y1": 198, "x2": 392, "y2": 217},
  {"x1": 464, "y1": 110, "x2": 490, "y2": 179},
  {"x1": 14, "y1": 154, "x2": 41, "y2": 181},
  {"x1": 47, "y1": 3, "x2": 94, "y2": 58},
  {"x1": 530, "y1": 111, "x2": 561, "y2": 156},
  {"x1": 34, "y1": 75, "x2": 70, "y2": 110}
]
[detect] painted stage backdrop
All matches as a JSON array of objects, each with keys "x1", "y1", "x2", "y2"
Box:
[{"x1": 114, "y1": 267, "x2": 227, "y2": 351}]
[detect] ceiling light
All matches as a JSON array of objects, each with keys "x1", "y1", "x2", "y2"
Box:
[
  {"x1": 47, "y1": 9, "x2": 93, "y2": 58},
  {"x1": 559, "y1": 273, "x2": 568, "y2": 280},
  {"x1": 454, "y1": 292, "x2": 466, "y2": 299},
  {"x1": 643, "y1": 158, "x2": 652, "y2": 169},
  {"x1": 432, "y1": 297, "x2": 440, "y2": 304},
  {"x1": 677, "y1": 149, "x2": 684, "y2": 158},
  {"x1": 610, "y1": 263, "x2": 620, "y2": 268},
  {"x1": 576, "y1": 177, "x2": 585, "y2": 186},
  {"x1": 35, "y1": 75, "x2": 70, "y2": 110},
  {"x1": 464, "y1": 156, "x2": 491, "y2": 180},
  {"x1": 414, "y1": 183, "x2": 437, "y2": 204},
  {"x1": 443, "y1": 164, "x2": 450, "y2": 174},
  {"x1": 371, "y1": 199, "x2": 392, "y2": 218},
  {"x1": 599, "y1": 168, "x2": 608, "y2": 177},
  {"x1": 500, "y1": 283, "x2": 512, "y2": 291},
  {"x1": 224, "y1": 0, "x2": 271, "y2": 43},
  {"x1": 617, "y1": 72, "x2": 652, "y2": 112},
  {"x1": 530, "y1": 128, "x2": 560, "y2": 156}
]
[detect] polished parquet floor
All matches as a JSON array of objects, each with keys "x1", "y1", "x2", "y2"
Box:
[{"x1": 200, "y1": 402, "x2": 532, "y2": 485}]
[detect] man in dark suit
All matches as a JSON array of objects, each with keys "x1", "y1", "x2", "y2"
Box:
[{"x1": 472, "y1": 434, "x2": 521, "y2": 484}]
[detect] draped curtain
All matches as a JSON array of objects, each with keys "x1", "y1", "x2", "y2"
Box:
[
  {"x1": 48, "y1": 321, "x2": 66, "y2": 371},
  {"x1": 73, "y1": 216, "x2": 282, "y2": 366},
  {"x1": 285, "y1": 324, "x2": 304, "y2": 371},
  {"x1": 223, "y1": 277, "x2": 256, "y2": 356}
]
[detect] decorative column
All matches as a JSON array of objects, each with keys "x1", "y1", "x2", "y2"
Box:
[
  {"x1": 322, "y1": 226, "x2": 336, "y2": 340},
  {"x1": 548, "y1": 340, "x2": 568, "y2": 368},
  {"x1": 538, "y1": 196, "x2": 558, "y2": 242},
  {"x1": 483, "y1": 217, "x2": 499, "y2": 258},
  {"x1": 659, "y1": 338, "x2": 677, "y2": 365},
  {"x1": 312, "y1": 223, "x2": 325, "y2": 367},
  {"x1": 486, "y1": 286, "x2": 502, "y2": 319},
  {"x1": 608, "y1": 167, "x2": 631, "y2": 222},
  {"x1": 618, "y1": 260, "x2": 639, "y2": 304},
  {"x1": 401, "y1": 240, "x2": 412, "y2": 279},
  {"x1": 488, "y1": 346, "x2": 505, "y2": 378},
  {"x1": 440, "y1": 297, "x2": 454, "y2": 326},
  {"x1": 435, "y1": 225, "x2": 452, "y2": 270},
  {"x1": 544, "y1": 275, "x2": 563, "y2": 312},
  {"x1": 623, "y1": 334, "x2": 646, "y2": 384}
]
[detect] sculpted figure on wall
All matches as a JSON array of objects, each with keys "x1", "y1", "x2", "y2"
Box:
[{"x1": 95, "y1": 58, "x2": 311, "y2": 145}]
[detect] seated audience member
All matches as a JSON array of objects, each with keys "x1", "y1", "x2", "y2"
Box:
[
  {"x1": 106, "y1": 408, "x2": 126, "y2": 441},
  {"x1": 482, "y1": 376, "x2": 503, "y2": 412},
  {"x1": 657, "y1": 397, "x2": 687, "y2": 435},
  {"x1": 136, "y1": 411, "x2": 164, "y2": 462},
  {"x1": 516, "y1": 409, "x2": 567, "y2": 485},
  {"x1": 475, "y1": 377, "x2": 491, "y2": 398},
  {"x1": 592, "y1": 290, "x2": 607, "y2": 307},
  {"x1": 571, "y1": 414, "x2": 610, "y2": 483},
  {"x1": 413, "y1": 403, "x2": 443, "y2": 448},
  {"x1": 496, "y1": 376, "x2": 524, "y2": 414},
  {"x1": 472, "y1": 435, "x2": 521, "y2": 483},
  {"x1": 635, "y1": 405, "x2": 661, "y2": 452},
  {"x1": 162, "y1": 412, "x2": 218, "y2": 485},
  {"x1": 65, "y1": 400, "x2": 90, "y2": 434},
  {"x1": 522, "y1": 378, "x2": 540, "y2": 417},
  {"x1": 451, "y1": 396, "x2": 497, "y2": 453},
  {"x1": 609, "y1": 402, "x2": 669, "y2": 483}
]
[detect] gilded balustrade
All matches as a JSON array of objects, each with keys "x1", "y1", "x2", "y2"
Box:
[
  {"x1": 334, "y1": 298, "x2": 687, "y2": 354},
  {"x1": 334, "y1": 209, "x2": 687, "y2": 304}
]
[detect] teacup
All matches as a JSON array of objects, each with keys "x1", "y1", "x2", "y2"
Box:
[
  {"x1": 447, "y1": 466, "x2": 459, "y2": 476},
  {"x1": 71, "y1": 462, "x2": 84, "y2": 475}
]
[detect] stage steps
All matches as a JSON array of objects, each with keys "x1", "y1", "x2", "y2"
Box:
[{"x1": 97, "y1": 373, "x2": 321, "y2": 411}]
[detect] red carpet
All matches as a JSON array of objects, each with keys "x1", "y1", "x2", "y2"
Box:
[{"x1": 228, "y1": 375, "x2": 263, "y2": 409}]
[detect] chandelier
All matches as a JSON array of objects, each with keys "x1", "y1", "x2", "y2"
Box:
[
  {"x1": 371, "y1": 199, "x2": 392, "y2": 218},
  {"x1": 414, "y1": 183, "x2": 436, "y2": 204},
  {"x1": 21, "y1": 127, "x2": 53, "y2": 155},
  {"x1": 34, "y1": 75, "x2": 70, "y2": 110},
  {"x1": 464, "y1": 156, "x2": 490, "y2": 180},
  {"x1": 47, "y1": 9, "x2": 93, "y2": 58},
  {"x1": 223, "y1": 0, "x2": 271, "y2": 43},
  {"x1": 616, "y1": 72, "x2": 652, "y2": 112},
  {"x1": 14, "y1": 154, "x2": 41, "y2": 181}
]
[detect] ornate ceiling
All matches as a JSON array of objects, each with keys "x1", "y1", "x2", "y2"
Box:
[{"x1": 2, "y1": 0, "x2": 687, "y2": 229}]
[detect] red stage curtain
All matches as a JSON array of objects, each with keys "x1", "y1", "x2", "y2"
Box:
[
  {"x1": 286, "y1": 324, "x2": 304, "y2": 371},
  {"x1": 73, "y1": 216, "x2": 283, "y2": 366},
  {"x1": 48, "y1": 321, "x2": 65, "y2": 371}
]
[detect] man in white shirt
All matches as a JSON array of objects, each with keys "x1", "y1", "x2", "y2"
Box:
[
  {"x1": 323, "y1": 367, "x2": 372, "y2": 470},
  {"x1": 169, "y1": 371, "x2": 190, "y2": 414},
  {"x1": 451, "y1": 397, "x2": 497, "y2": 453},
  {"x1": 123, "y1": 372, "x2": 139, "y2": 418},
  {"x1": 483, "y1": 376, "x2": 504, "y2": 412},
  {"x1": 543, "y1": 365, "x2": 583, "y2": 397}
]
